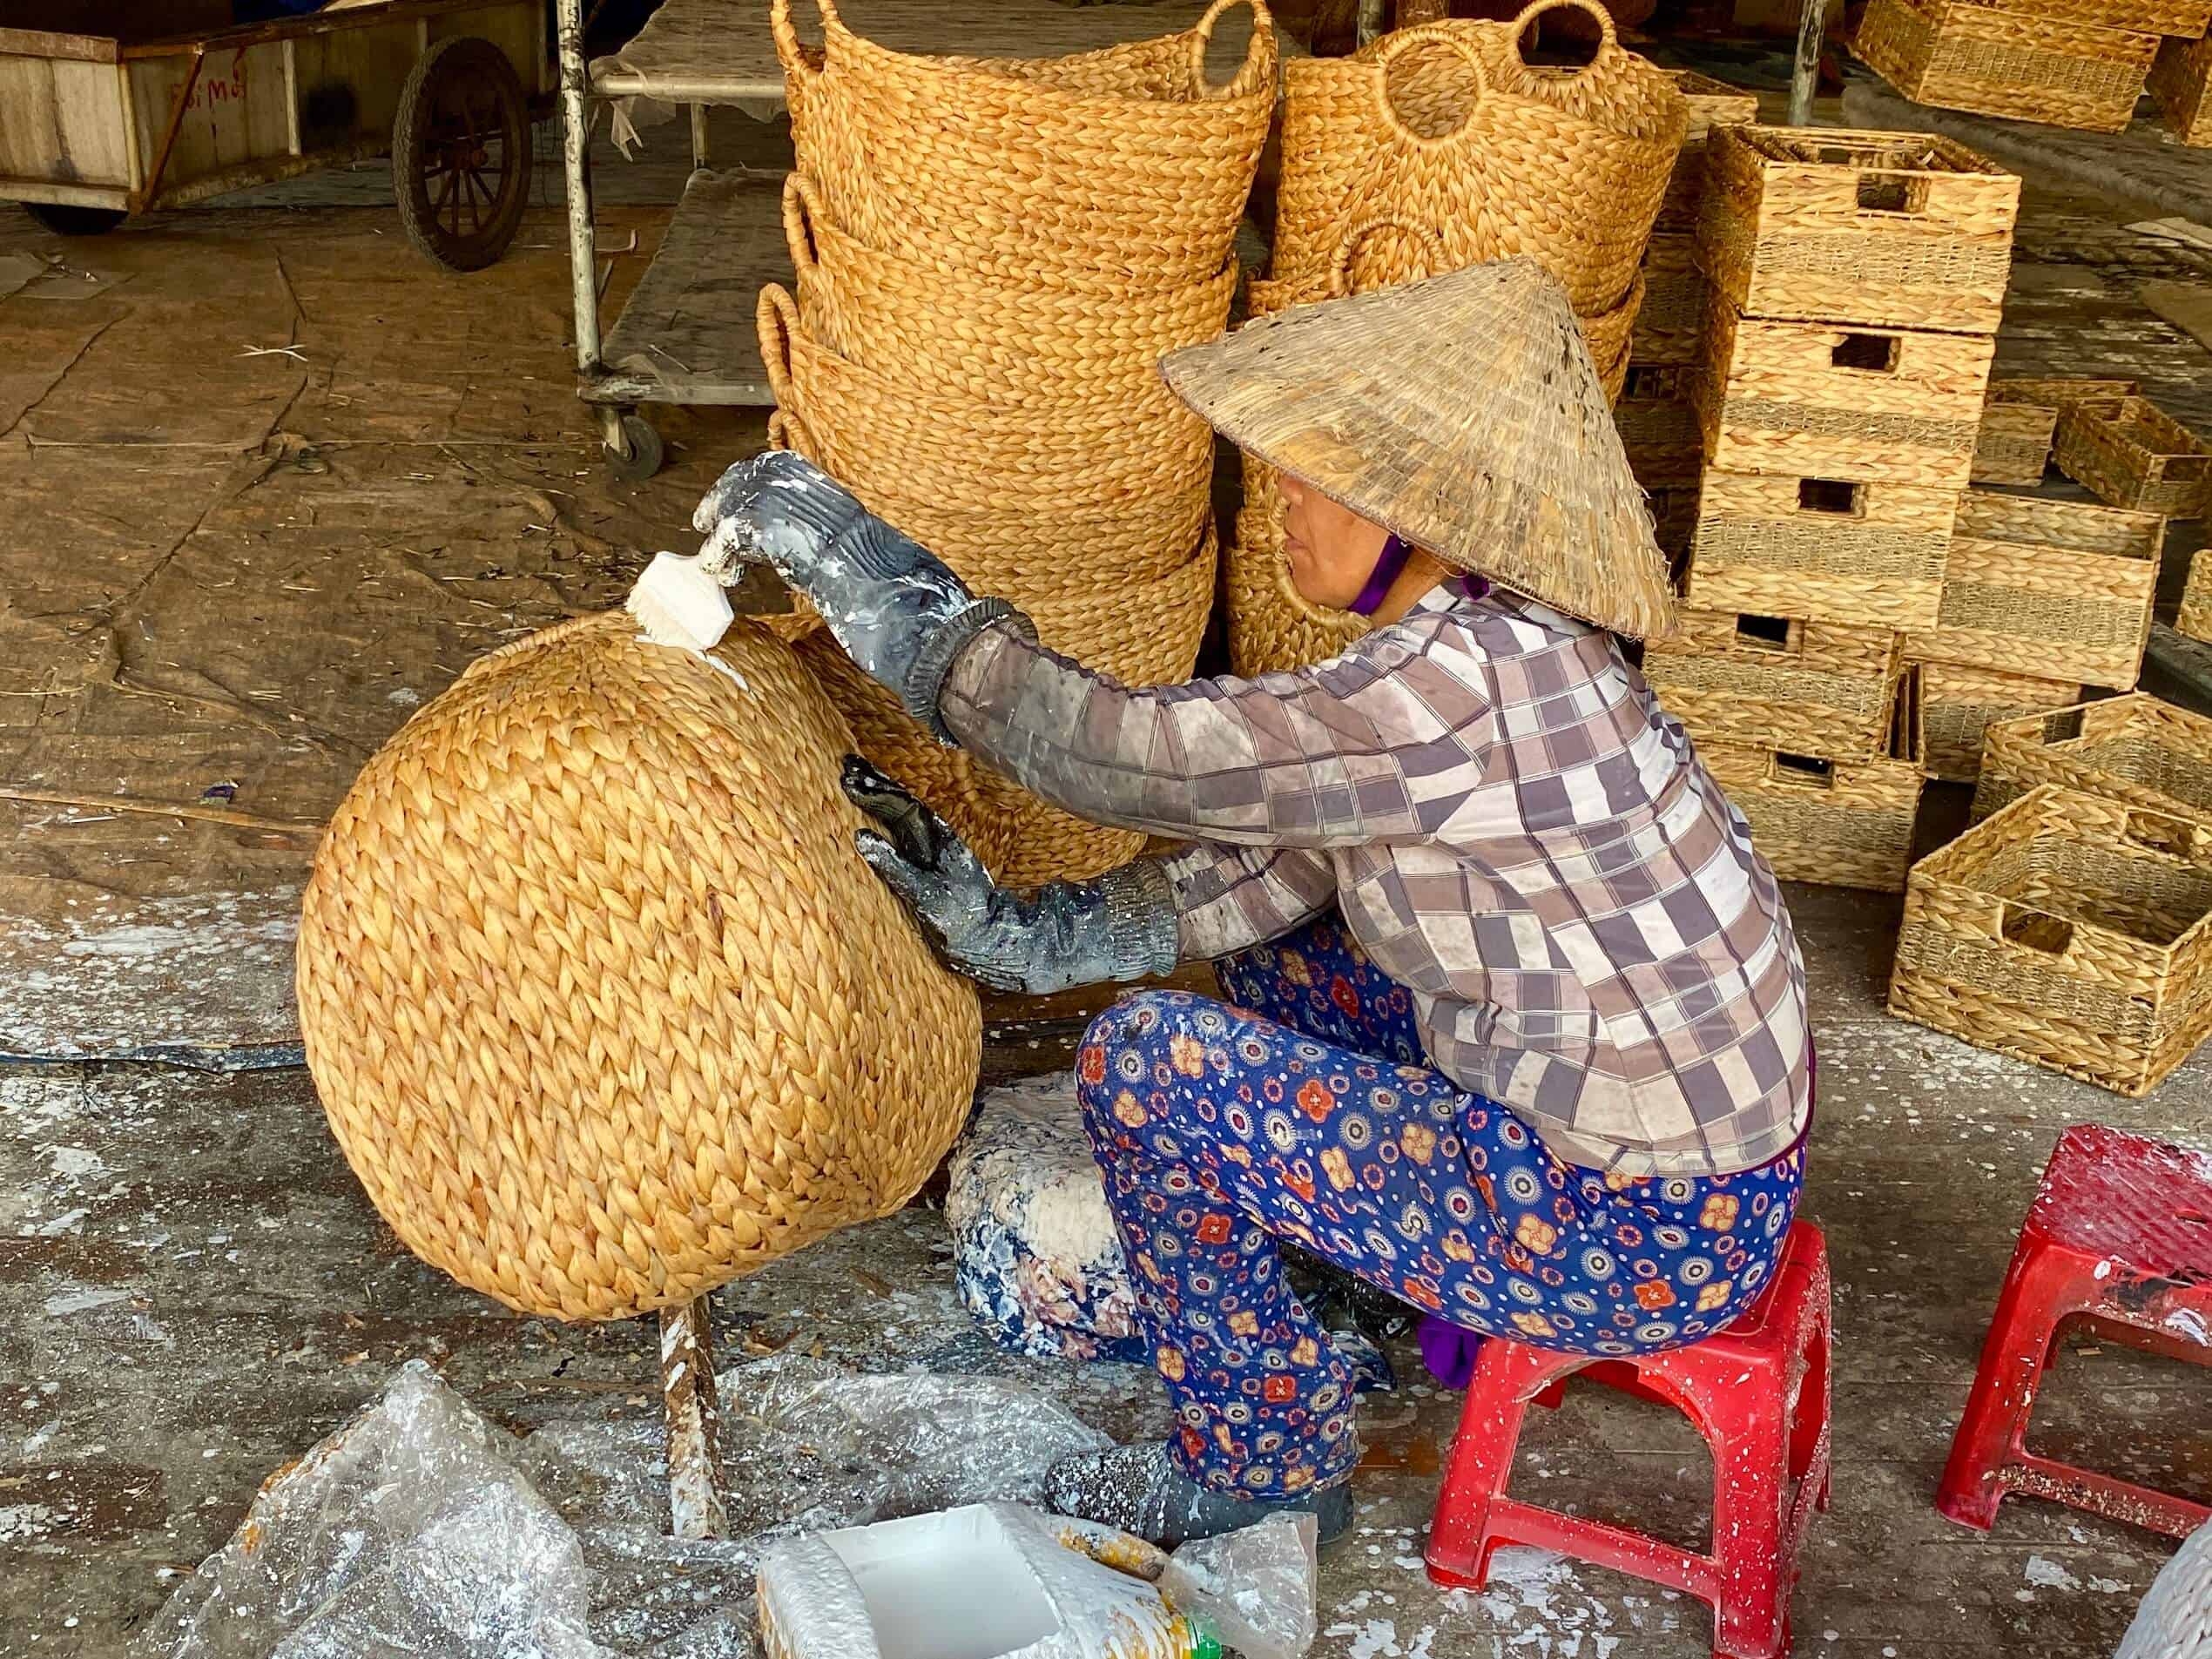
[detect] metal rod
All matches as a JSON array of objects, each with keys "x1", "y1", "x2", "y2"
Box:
[
  {"x1": 1355, "y1": 0, "x2": 1386, "y2": 47},
  {"x1": 142, "y1": 46, "x2": 207, "y2": 212},
  {"x1": 556, "y1": 0, "x2": 602, "y2": 378},
  {"x1": 660, "y1": 1298, "x2": 728, "y2": 1541},
  {"x1": 690, "y1": 102, "x2": 709, "y2": 172},
  {"x1": 1789, "y1": 0, "x2": 1830, "y2": 126}
]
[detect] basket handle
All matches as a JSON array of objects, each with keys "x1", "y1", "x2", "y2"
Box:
[
  {"x1": 1328, "y1": 214, "x2": 1453, "y2": 298},
  {"x1": 770, "y1": 0, "x2": 826, "y2": 84},
  {"x1": 757, "y1": 283, "x2": 801, "y2": 414},
  {"x1": 781, "y1": 173, "x2": 826, "y2": 283},
  {"x1": 1767, "y1": 753, "x2": 1836, "y2": 792},
  {"x1": 1995, "y1": 901, "x2": 2076, "y2": 961},
  {"x1": 1501, "y1": 0, "x2": 1618, "y2": 83},
  {"x1": 1190, "y1": 0, "x2": 1278, "y2": 100},
  {"x1": 2122, "y1": 806, "x2": 2209, "y2": 867},
  {"x1": 1368, "y1": 23, "x2": 1492, "y2": 150}
]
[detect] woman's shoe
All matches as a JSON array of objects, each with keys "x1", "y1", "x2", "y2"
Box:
[{"x1": 1042, "y1": 1442, "x2": 1353, "y2": 1549}]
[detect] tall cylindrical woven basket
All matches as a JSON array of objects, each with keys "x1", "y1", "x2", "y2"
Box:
[{"x1": 297, "y1": 617, "x2": 983, "y2": 1321}]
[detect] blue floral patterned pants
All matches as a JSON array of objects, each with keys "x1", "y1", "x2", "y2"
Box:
[{"x1": 1074, "y1": 914, "x2": 1806, "y2": 1498}]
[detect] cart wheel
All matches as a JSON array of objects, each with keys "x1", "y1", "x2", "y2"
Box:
[
  {"x1": 24, "y1": 203, "x2": 125, "y2": 236},
  {"x1": 605, "y1": 414, "x2": 664, "y2": 483},
  {"x1": 393, "y1": 36, "x2": 532, "y2": 272}
]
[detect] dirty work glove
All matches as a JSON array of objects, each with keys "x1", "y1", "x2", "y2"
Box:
[
  {"x1": 693, "y1": 450, "x2": 1028, "y2": 740},
  {"x1": 841, "y1": 759, "x2": 1179, "y2": 995}
]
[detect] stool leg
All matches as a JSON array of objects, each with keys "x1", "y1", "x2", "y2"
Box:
[
  {"x1": 1791, "y1": 1298, "x2": 1833, "y2": 1514},
  {"x1": 1426, "y1": 1345, "x2": 1576, "y2": 1590},
  {"x1": 1710, "y1": 1412, "x2": 1791, "y2": 1659},
  {"x1": 1936, "y1": 1240, "x2": 2095, "y2": 1532}
]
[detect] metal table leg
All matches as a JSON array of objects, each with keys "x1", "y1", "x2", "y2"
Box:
[{"x1": 556, "y1": 0, "x2": 630, "y2": 458}]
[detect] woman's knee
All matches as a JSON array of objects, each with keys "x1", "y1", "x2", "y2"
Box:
[{"x1": 1076, "y1": 989, "x2": 1193, "y2": 1122}]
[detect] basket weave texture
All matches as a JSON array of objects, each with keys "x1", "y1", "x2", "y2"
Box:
[
  {"x1": 1695, "y1": 125, "x2": 2018, "y2": 336},
  {"x1": 1696, "y1": 299, "x2": 1997, "y2": 489},
  {"x1": 1853, "y1": 0, "x2": 2161, "y2": 136},
  {"x1": 1912, "y1": 659, "x2": 2081, "y2": 785},
  {"x1": 1701, "y1": 674, "x2": 1924, "y2": 892},
  {"x1": 1644, "y1": 610, "x2": 1902, "y2": 759},
  {"x1": 2053, "y1": 396, "x2": 2212, "y2": 521},
  {"x1": 1888, "y1": 786, "x2": 2212, "y2": 1097},
  {"x1": 1903, "y1": 489, "x2": 2162, "y2": 691},
  {"x1": 1972, "y1": 401, "x2": 2055, "y2": 487},
  {"x1": 2150, "y1": 34, "x2": 2212, "y2": 147},
  {"x1": 1630, "y1": 233, "x2": 1707, "y2": 367},
  {"x1": 2182, "y1": 546, "x2": 2212, "y2": 645},
  {"x1": 1973, "y1": 695, "x2": 2212, "y2": 828},
  {"x1": 1656, "y1": 69, "x2": 1759, "y2": 233},
  {"x1": 296, "y1": 617, "x2": 983, "y2": 1320},
  {"x1": 1683, "y1": 470, "x2": 1956, "y2": 631},
  {"x1": 779, "y1": 0, "x2": 1278, "y2": 290},
  {"x1": 1616, "y1": 362, "x2": 1703, "y2": 489}
]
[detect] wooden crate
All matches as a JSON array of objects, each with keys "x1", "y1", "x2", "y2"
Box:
[
  {"x1": 1696, "y1": 298, "x2": 1997, "y2": 489},
  {"x1": 1646, "y1": 610, "x2": 1904, "y2": 759},
  {"x1": 2054, "y1": 396, "x2": 2212, "y2": 521},
  {"x1": 1914, "y1": 660, "x2": 2083, "y2": 784},
  {"x1": 1973, "y1": 694, "x2": 2212, "y2": 826},
  {"x1": 1888, "y1": 786, "x2": 2212, "y2": 1097},
  {"x1": 1616, "y1": 363, "x2": 1703, "y2": 489},
  {"x1": 1658, "y1": 70, "x2": 1763, "y2": 233},
  {"x1": 1905, "y1": 490, "x2": 2162, "y2": 691},
  {"x1": 1697, "y1": 125, "x2": 2019, "y2": 335},
  {"x1": 2150, "y1": 35, "x2": 2212, "y2": 147},
  {"x1": 1703, "y1": 671, "x2": 1925, "y2": 892},
  {"x1": 1631, "y1": 235, "x2": 1709, "y2": 367},
  {"x1": 2182, "y1": 545, "x2": 2212, "y2": 644},
  {"x1": 1853, "y1": 0, "x2": 2161, "y2": 137},
  {"x1": 1684, "y1": 470, "x2": 1956, "y2": 631}
]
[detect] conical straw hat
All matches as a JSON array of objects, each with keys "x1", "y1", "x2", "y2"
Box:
[{"x1": 1160, "y1": 259, "x2": 1677, "y2": 640}]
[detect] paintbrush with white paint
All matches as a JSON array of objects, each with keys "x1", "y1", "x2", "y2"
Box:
[{"x1": 626, "y1": 543, "x2": 738, "y2": 654}]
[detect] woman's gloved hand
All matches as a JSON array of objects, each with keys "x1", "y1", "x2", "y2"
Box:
[
  {"x1": 841, "y1": 759, "x2": 1179, "y2": 995},
  {"x1": 693, "y1": 450, "x2": 1028, "y2": 739}
]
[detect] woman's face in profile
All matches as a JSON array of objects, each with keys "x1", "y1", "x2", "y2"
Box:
[{"x1": 1277, "y1": 469, "x2": 1393, "y2": 610}]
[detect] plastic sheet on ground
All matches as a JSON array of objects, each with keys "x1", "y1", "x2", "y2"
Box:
[
  {"x1": 1159, "y1": 1513, "x2": 1319, "y2": 1659},
  {"x1": 135, "y1": 1352, "x2": 1117, "y2": 1659}
]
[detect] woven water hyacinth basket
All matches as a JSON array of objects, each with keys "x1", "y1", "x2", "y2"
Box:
[
  {"x1": 1696, "y1": 126, "x2": 2019, "y2": 337},
  {"x1": 2183, "y1": 546, "x2": 2212, "y2": 644},
  {"x1": 1973, "y1": 381, "x2": 2138, "y2": 485},
  {"x1": 1973, "y1": 695, "x2": 2212, "y2": 827},
  {"x1": 2054, "y1": 397, "x2": 2212, "y2": 522},
  {"x1": 1629, "y1": 233, "x2": 1706, "y2": 367},
  {"x1": 1683, "y1": 470, "x2": 1957, "y2": 632},
  {"x1": 296, "y1": 616, "x2": 983, "y2": 1320},
  {"x1": 1615, "y1": 362, "x2": 1703, "y2": 489},
  {"x1": 1645, "y1": 610, "x2": 1903, "y2": 759},
  {"x1": 1656, "y1": 68, "x2": 1759, "y2": 233},
  {"x1": 2150, "y1": 34, "x2": 2212, "y2": 147},
  {"x1": 1913, "y1": 659, "x2": 2081, "y2": 785},
  {"x1": 794, "y1": 525, "x2": 1219, "y2": 887},
  {"x1": 1852, "y1": 0, "x2": 2160, "y2": 136},
  {"x1": 1888, "y1": 786, "x2": 2212, "y2": 1097},
  {"x1": 1903, "y1": 490, "x2": 2162, "y2": 692},
  {"x1": 778, "y1": 0, "x2": 1278, "y2": 292}
]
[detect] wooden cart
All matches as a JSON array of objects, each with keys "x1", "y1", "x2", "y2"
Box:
[{"x1": 1, "y1": 0, "x2": 550, "y2": 269}]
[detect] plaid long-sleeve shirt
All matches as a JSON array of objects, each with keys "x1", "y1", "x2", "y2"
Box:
[{"x1": 941, "y1": 581, "x2": 1811, "y2": 1177}]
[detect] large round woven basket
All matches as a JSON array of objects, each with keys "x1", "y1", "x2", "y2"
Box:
[
  {"x1": 792, "y1": 525, "x2": 1219, "y2": 886},
  {"x1": 296, "y1": 616, "x2": 983, "y2": 1321},
  {"x1": 778, "y1": 0, "x2": 1278, "y2": 291},
  {"x1": 784, "y1": 174, "x2": 1239, "y2": 412}
]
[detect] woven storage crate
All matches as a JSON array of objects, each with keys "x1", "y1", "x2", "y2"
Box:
[
  {"x1": 1972, "y1": 401, "x2": 2055, "y2": 487},
  {"x1": 1616, "y1": 362, "x2": 1703, "y2": 489},
  {"x1": 1973, "y1": 694, "x2": 2212, "y2": 826},
  {"x1": 1905, "y1": 490, "x2": 2162, "y2": 691},
  {"x1": 1852, "y1": 0, "x2": 2160, "y2": 137},
  {"x1": 2182, "y1": 545, "x2": 2212, "y2": 644},
  {"x1": 1702, "y1": 671, "x2": 1925, "y2": 892},
  {"x1": 782, "y1": 176, "x2": 1238, "y2": 413},
  {"x1": 779, "y1": 0, "x2": 1277, "y2": 292},
  {"x1": 1914, "y1": 659, "x2": 2083, "y2": 784},
  {"x1": 295, "y1": 616, "x2": 983, "y2": 1320},
  {"x1": 796, "y1": 524, "x2": 1218, "y2": 886},
  {"x1": 1631, "y1": 233, "x2": 1707, "y2": 366},
  {"x1": 1684, "y1": 470, "x2": 1956, "y2": 631},
  {"x1": 1697, "y1": 125, "x2": 2018, "y2": 336},
  {"x1": 1656, "y1": 68, "x2": 1760, "y2": 233},
  {"x1": 1649, "y1": 484, "x2": 1701, "y2": 573},
  {"x1": 1645, "y1": 609, "x2": 1904, "y2": 759},
  {"x1": 2054, "y1": 396, "x2": 2212, "y2": 521},
  {"x1": 2150, "y1": 35, "x2": 2212, "y2": 147},
  {"x1": 1888, "y1": 786, "x2": 2212, "y2": 1097},
  {"x1": 1696, "y1": 298, "x2": 1997, "y2": 489}
]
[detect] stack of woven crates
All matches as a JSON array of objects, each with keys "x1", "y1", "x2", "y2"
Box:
[
  {"x1": 1615, "y1": 69, "x2": 1759, "y2": 570},
  {"x1": 1643, "y1": 126, "x2": 2020, "y2": 894},
  {"x1": 1855, "y1": 0, "x2": 2212, "y2": 138}
]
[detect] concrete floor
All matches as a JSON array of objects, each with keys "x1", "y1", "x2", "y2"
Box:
[{"x1": 4, "y1": 67, "x2": 2212, "y2": 1659}]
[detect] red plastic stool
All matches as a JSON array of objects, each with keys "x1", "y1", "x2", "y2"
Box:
[
  {"x1": 1937, "y1": 1123, "x2": 2212, "y2": 1540},
  {"x1": 1425, "y1": 1220, "x2": 1830, "y2": 1659}
]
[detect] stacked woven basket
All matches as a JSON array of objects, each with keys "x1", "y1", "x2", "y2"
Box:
[
  {"x1": 1854, "y1": 0, "x2": 2212, "y2": 139},
  {"x1": 1226, "y1": 0, "x2": 1687, "y2": 676},
  {"x1": 765, "y1": 0, "x2": 1277, "y2": 884}
]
